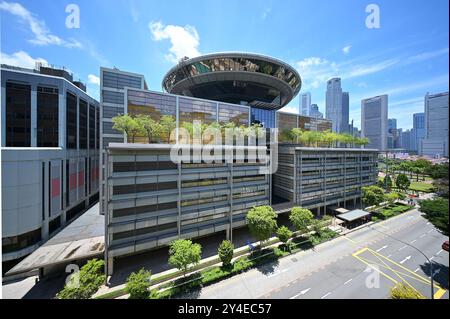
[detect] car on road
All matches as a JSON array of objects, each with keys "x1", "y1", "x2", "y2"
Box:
[{"x1": 442, "y1": 241, "x2": 449, "y2": 252}]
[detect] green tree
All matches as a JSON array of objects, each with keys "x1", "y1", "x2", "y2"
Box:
[
  {"x1": 218, "y1": 240, "x2": 234, "y2": 267},
  {"x1": 112, "y1": 114, "x2": 142, "y2": 143},
  {"x1": 57, "y1": 259, "x2": 105, "y2": 299},
  {"x1": 384, "y1": 175, "x2": 393, "y2": 189},
  {"x1": 168, "y1": 239, "x2": 202, "y2": 276},
  {"x1": 390, "y1": 283, "x2": 426, "y2": 299},
  {"x1": 419, "y1": 198, "x2": 449, "y2": 236},
  {"x1": 289, "y1": 207, "x2": 314, "y2": 234},
  {"x1": 246, "y1": 206, "x2": 278, "y2": 246},
  {"x1": 276, "y1": 226, "x2": 293, "y2": 251},
  {"x1": 385, "y1": 192, "x2": 400, "y2": 206},
  {"x1": 135, "y1": 114, "x2": 162, "y2": 143},
  {"x1": 160, "y1": 115, "x2": 176, "y2": 143},
  {"x1": 396, "y1": 173, "x2": 411, "y2": 191},
  {"x1": 125, "y1": 268, "x2": 151, "y2": 299},
  {"x1": 361, "y1": 186, "x2": 386, "y2": 207}
]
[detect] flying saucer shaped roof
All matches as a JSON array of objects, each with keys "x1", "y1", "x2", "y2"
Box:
[{"x1": 162, "y1": 52, "x2": 302, "y2": 110}]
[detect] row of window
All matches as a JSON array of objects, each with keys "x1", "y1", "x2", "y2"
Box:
[{"x1": 4, "y1": 81, "x2": 99, "y2": 148}]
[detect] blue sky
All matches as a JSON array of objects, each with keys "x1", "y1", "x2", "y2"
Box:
[{"x1": 1, "y1": 0, "x2": 448, "y2": 129}]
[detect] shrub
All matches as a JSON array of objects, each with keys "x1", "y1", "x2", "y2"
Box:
[
  {"x1": 390, "y1": 283, "x2": 426, "y2": 299},
  {"x1": 276, "y1": 226, "x2": 293, "y2": 251},
  {"x1": 125, "y1": 268, "x2": 151, "y2": 299},
  {"x1": 57, "y1": 259, "x2": 105, "y2": 299},
  {"x1": 218, "y1": 240, "x2": 234, "y2": 267}
]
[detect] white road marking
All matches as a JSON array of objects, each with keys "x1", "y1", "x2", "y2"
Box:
[
  {"x1": 419, "y1": 234, "x2": 426, "y2": 238},
  {"x1": 387, "y1": 254, "x2": 392, "y2": 258},
  {"x1": 268, "y1": 268, "x2": 289, "y2": 278},
  {"x1": 414, "y1": 268, "x2": 420, "y2": 273},
  {"x1": 430, "y1": 256, "x2": 435, "y2": 261},
  {"x1": 426, "y1": 222, "x2": 430, "y2": 225},
  {"x1": 427, "y1": 229, "x2": 433, "y2": 233},
  {"x1": 344, "y1": 279, "x2": 353, "y2": 285},
  {"x1": 321, "y1": 292, "x2": 332, "y2": 299},
  {"x1": 410, "y1": 240, "x2": 417, "y2": 244},
  {"x1": 290, "y1": 288, "x2": 311, "y2": 299},
  {"x1": 376, "y1": 245, "x2": 388, "y2": 252},
  {"x1": 399, "y1": 245, "x2": 408, "y2": 251},
  {"x1": 437, "y1": 249, "x2": 443, "y2": 255},
  {"x1": 400, "y1": 256, "x2": 411, "y2": 264}
]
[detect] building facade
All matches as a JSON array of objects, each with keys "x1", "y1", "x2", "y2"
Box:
[
  {"x1": 310, "y1": 104, "x2": 323, "y2": 118},
  {"x1": 300, "y1": 92, "x2": 311, "y2": 116},
  {"x1": 273, "y1": 146, "x2": 378, "y2": 215},
  {"x1": 361, "y1": 95, "x2": 388, "y2": 151},
  {"x1": 104, "y1": 143, "x2": 270, "y2": 274},
  {"x1": 412, "y1": 113, "x2": 425, "y2": 152},
  {"x1": 1, "y1": 64, "x2": 100, "y2": 266},
  {"x1": 342, "y1": 92, "x2": 350, "y2": 133},
  {"x1": 325, "y1": 78, "x2": 343, "y2": 133},
  {"x1": 420, "y1": 92, "x2": 449, "y2": 157}
]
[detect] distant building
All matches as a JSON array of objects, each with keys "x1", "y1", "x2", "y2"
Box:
[
  {"x1": 413, "y1": 112, "x2": 425, "y2": 153},
  {"x1": 361, "y1": 95, "x2": 388, "y2": 151},
  {"x1": 310, "y1": 103, "x2": 323, "y2": 118},
  {"x1": 387, "y1": 119, "x2": 401, "y2": 149},
  {"x1": 326, "y1": 78, "x2": 348, "y2": 133},
  {"x1": 342, "y1": 92, "x2": 350, "y2": 133},
  {"x1": 400, "y1": 129, "x2": 414, "y2": 152},
  {"x1": 421, "y1": 92, "x2": 449, "y2": 157},
  {"x1": 300, "y1": 92, "x2": 311, "y2": 116}
]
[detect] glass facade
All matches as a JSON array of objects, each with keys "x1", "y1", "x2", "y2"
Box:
[
  {"x1": 66, "y1": 92, "x2": 77, "y2": 149},
  {"x1": 218, "y1": 103, "x2": 249, "y2": 126},
  {"x1": 179, "y1": 97, "x2": 216, "y2": 125},
  {"x1": 276, "y1": 112, "x2": 333, "y2": 142},
  {"x1": 89, "y1": 104, "x2": 96, "y2": 149},
  {"x1": 37, "y1": 86, "x2": 59, "y2": 147},
  {"x1": 5, "y1": 82, "x2": 31, "y2": 147},
  {"x1": 79, "y1": 99, "x2": 88, "y2": 149},
  {"x1": 163, "y1": 56, "x2": 301, "y2": 94},
  {"x1": 251, "y1": 108, "x2": 275, "y2": 128}
]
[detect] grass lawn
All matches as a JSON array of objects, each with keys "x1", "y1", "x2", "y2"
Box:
[
  {"x1": 374, "y1": 203, "x2": 413, "y2": 220},
  {"x1": 409, "y1": 181, "x2": 435, "y2": 193}
]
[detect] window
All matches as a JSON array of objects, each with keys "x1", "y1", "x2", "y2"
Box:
[
  {"x1": 37, "y1": 86, "x2": 59, "y2": 147},
  {"x1": 2, "y1": 228, "x2": 42, "y2": 253},
  {"x1": 79, "y1": 99, "x2": 88, "y2": 149},
  {"x1": 66, "y1": 92, "x2": 77, "y2": 149},
  {"x1": 5, "y1": 82, "x2": 31, "y2": 146},
  {"x1": 89, "y1": 104, "x2": 95, "y2": 149},
  {"x1": 95, "y1": 107, "x2": 99, "y2": 149}
]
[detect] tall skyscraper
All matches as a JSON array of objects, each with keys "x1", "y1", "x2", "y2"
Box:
[
  {"x1": 420, "y1": 92, "x2": 449, "y2": 157},
  {"x1": 300, "y1": 92, "x2": 311, "y2": 116},
  {"x1": 412, "y1": 112, "x2": 425, "y2": 152},
  {"x1": 387, "y1": 118, "x2": 398, "y2": 149},
  {"x1": 326, "y1": 78, "x2": 349, "y2": 133},
  {"x1": 361, "y1": 95, "x2": 388, "y2": 151},
  {"x1": 342, "y1": 92, "x2": 350, "y2": 133},
  {"x1": 310, "y1": 104, "x2": 323, "y2": 118},
  {"x1": 400, "y1": 129, "x2": 414, "y2": 152}
]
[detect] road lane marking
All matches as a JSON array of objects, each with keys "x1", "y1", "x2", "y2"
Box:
[
  {"x1": 400, "y1": 256, "x2": 411, "y2": 264},
  {"x1": 321, "y1": 292, "x2": 331, "y2": 299},
  {"x1": 399, "y1": 245, "x2": 408, "y2": 251},
  {"x1": 414, "y1": 268, "x2": 420, "y2": 273},
  {"x1": 419, "y1": 234, "x2": 426, "y2": 238},
  {"x1": 426, "y1": 222, "x2": 430, "y2": 225},
  {"x1": 344, "y1": 236, "x2": 358, "y2": 244},
  {"x1": 437, "y1": 249, "x2": 443, "y2": 255},
  {"x1": 427, "y1": 229, "x2": 433, "y2": 233},
  {"x1": 387, "y1": 254, "x2": 392, "y2": 258},
  {"x1": 267, "y1": 268, "x2": 289, "y2": 278},
  {"x1": 434, "y1": 288, "x2": 447, "y2": 299},
  {"x1": 430, "y1": 256, "x2": 435, "y2": 261},
  {"x1": 290, "y1": 288, "x2": 311, "y2": 299},
  {"x1": 344, "y1": 279, "x2": 353, "y2": 285},
  {"x1": 410, "y1": 240, "x2": 417, "y2": 244},
  {"x1": 376, "y1": 245, "x2": 388, "y2": 252}
]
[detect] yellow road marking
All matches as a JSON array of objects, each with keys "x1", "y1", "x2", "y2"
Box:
[
  {"x1": 352, "y1": 254, "x2": 400, "y2": 284},
  {"x1": 434, "y1": 288, "x2": 446, "y2": 299},
  {"x1": 344, "y1": 236, "x2": 359, "y2": 245}
]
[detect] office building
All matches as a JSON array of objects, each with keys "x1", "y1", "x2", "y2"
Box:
[
  {"x1": 1, "y1": 64, "x2": 100, "y2": 267},
  {"x1": 100, "y1": 53, "x2": 377, "y2": 274},
  {"x1": 300, "y1": 92, "x2": 311, "y2": 116},
  {"x1": 310, "y1": 104, "x2": 323, "y2": 118},
  {"x1": 421, "y1": 92, "x2": 449, "y2": 157},
  {"x1": 412, "y1": 113, "x2": 425, "y2": 153},
  {"x1": 326, "y1": 78, "x2": 349, "y2": 133},
  {"x1": 361, "y1": 95, "x2": 388, "y2": 151},
  {"x1": 400, "y1": 129, "x2": 414, "y2": 152}
]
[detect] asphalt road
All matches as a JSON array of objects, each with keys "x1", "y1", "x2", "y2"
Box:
[{"x1": 191, "y1": 209, "x2": 449, "y2": 299}]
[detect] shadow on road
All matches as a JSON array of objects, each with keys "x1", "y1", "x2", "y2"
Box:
[{"x1": 420, "y1": 261, "x2": 449, "y2": 289}]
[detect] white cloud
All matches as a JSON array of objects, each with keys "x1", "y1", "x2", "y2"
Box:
[
  {"x1": 342, "y1": 45, "x2": 351, "y2": 54},
  {"x1": 88, "y1": 74, "x2": 100, "y2": 86},
  {"x1": 149, "y1": 21, "x2": 200, "y2": 63},
  {"x1": 0, "y1": 50, "x2": 48, "y2": 69},
  {"x1": 0, "y1": 1, "x2": 82, "y2": 48}
]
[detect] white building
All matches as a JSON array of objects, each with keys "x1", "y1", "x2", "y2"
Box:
[
  {"x1": 361, "y1": 95, "x2": 388, "y2": 151},
  {"x1": 300, "y1": 92, "x2": 311, "y2": 116},
  {"x1": 420, "y1": 92, "x2": 449, "y2": 157}
]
